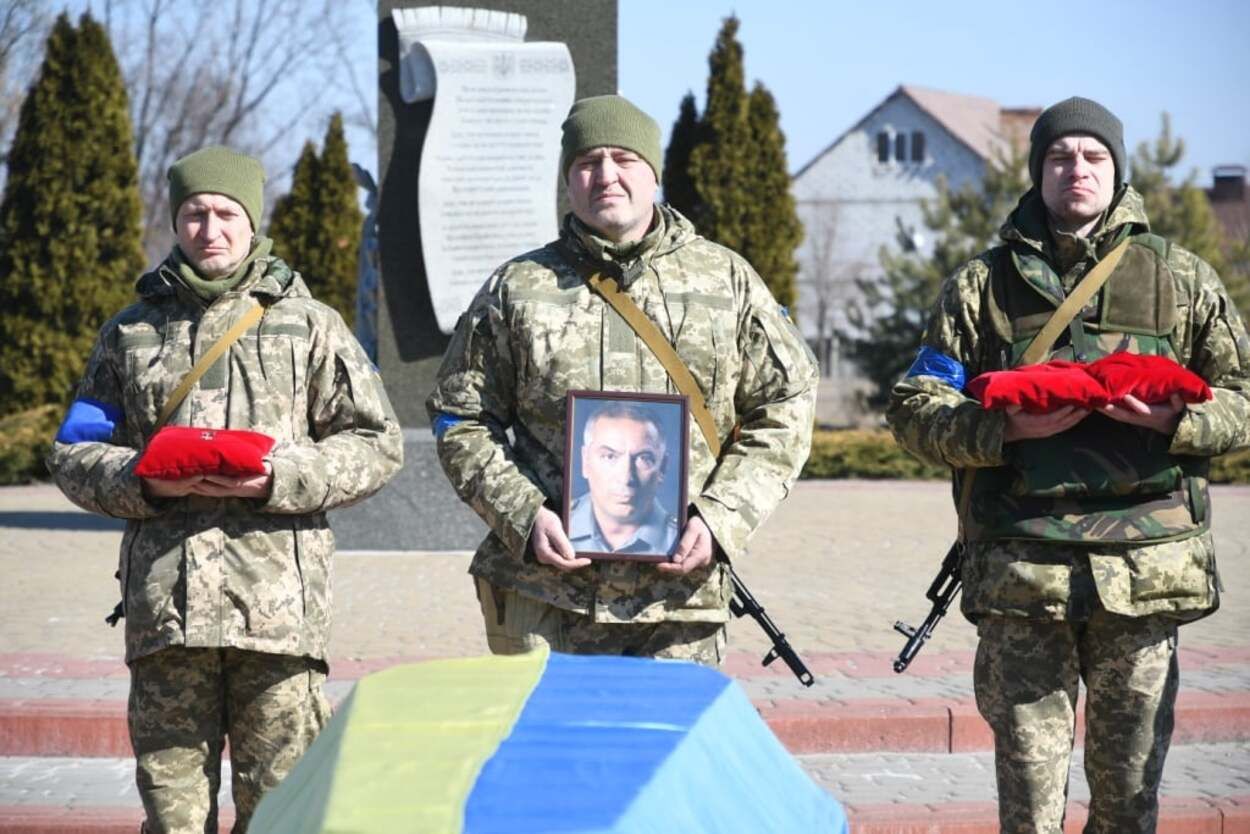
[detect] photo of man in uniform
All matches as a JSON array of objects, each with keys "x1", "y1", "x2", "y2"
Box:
[{"x1": 567, "y1": 400, "x2": 679, "y2": 557}]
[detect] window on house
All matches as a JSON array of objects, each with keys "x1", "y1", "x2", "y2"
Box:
[
  {"x1": 876, "y1": 131, "x2": 889, "y2": 163},
  {"x1": 911, "y1": 131, "x2": 925, "y2": 163},
  {"x1": 895, "y1": 133, "x2": 907, "y2": 162}
]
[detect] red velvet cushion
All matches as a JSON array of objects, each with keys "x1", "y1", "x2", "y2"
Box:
[
  {"x1": 966, "y1": 360, "x2": 1111, "y2": 413},
  {"x1": 1084, "y1": 353, "x2": 1212, "y2": 404},
  {"x1": 135, "y1": 426, "x2": 275, "y2": 480}
]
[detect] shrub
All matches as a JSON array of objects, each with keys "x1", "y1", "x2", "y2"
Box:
[
  {"x1": 801, "y1": 429, "x2": 946, "y2": 480},
  {"x1": 0, "y1": 405, "x2": 60, "y2": 484},
  {"x1": 802, "y1": 428, "x2": 1250, "y2": 485}
]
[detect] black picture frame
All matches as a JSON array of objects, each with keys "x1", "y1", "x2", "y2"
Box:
[{"x1": 563, "y1": 390, "x2": 689, "y2": 562}]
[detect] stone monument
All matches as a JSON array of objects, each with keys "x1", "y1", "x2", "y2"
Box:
[{"x1": 330, "y1": 1, "x2": 617, "y2": 550}]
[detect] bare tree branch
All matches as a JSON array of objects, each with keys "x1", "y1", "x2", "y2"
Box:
[{"x1": 95, "y1": 0, "x2": 361, "y2": 263}]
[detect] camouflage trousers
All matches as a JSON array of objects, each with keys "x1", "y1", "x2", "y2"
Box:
[
  {"x1": 475, "y1": 577, "x2": 726, "y2": 666},
  {"x1": 128, "y1": 646, "x2": 331, "y2": 834},
  {"x1": 974, "y1": 611, "x2": 1179, "y2": 834}
]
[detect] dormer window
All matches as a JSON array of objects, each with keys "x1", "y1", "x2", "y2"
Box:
[
  {"x1": 877, "y1": 132, "x2": 890, "y2": 163},
  {"x1": 911, "y1": 131, "x2": 926, "y2": 163},
  {"x1": 895, "y1": 133, "x2": 907, "y2": 162}
]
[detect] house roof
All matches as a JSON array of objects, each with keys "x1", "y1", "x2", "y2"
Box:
[{"x1": 793, "y1": 84, "x2": 1038, "y2": 179}]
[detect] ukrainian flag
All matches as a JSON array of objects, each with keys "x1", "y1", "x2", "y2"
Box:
[{"x1": 249, "y1": 647, "x2": 848, "y2": 833}]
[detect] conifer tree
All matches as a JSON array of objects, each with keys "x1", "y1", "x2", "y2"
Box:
[
  {"x1": 662, "y1": 92, "x2": 702, "y2": 220},
  {"x1": 268, "y1": 140, "x2": 320, "y2": 285},
  {"x1": 308, "y1": 113, "x2": 361, "y2": 327},
  {"x1": 0, "y1": 13, "x2": 143, "y2": 416},
  {"x1": 742, "y1": 82, "x2": 801, "y2": 309},
  {"x1": 844, "y1": 149, "x2": 1030, "y2": 407},
  {"x1": 1130, "y1": 113, "x2": 1227, "y2": 272},
  {"x1": 687, "y1": 15, "x2": 751, "y2": 250},
  {"x1": 268, "y1": 114, "x2": 362, "y2": 327}
]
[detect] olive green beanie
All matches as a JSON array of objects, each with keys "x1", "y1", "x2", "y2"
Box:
[
  {"x1": 167, "y1": 146, "x2": 266, "y2": 231},
  {"x1": 560, "y1": 95, "x2": 662, "y2": 183},
  {"x1": 1028, "y1": 97, "x2": 1125, "y2": 188}
]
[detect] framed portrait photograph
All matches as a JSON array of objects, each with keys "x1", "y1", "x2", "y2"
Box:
[{"x1": 563, "y1": 391, "x2": 689, "y2": 562}]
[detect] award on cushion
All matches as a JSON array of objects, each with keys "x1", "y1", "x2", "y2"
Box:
[{"x1": 135, "y1": 426, "x2": 275, "y2": 480}]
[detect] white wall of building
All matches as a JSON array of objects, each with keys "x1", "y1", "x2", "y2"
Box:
[{"x1": 792, "y1": 93, "x2": 986, "y2": 386}]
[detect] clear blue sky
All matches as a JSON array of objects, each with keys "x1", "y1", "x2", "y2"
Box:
[{"x1": 619, "y1": 0, "x2": 1250, "y2": 183}]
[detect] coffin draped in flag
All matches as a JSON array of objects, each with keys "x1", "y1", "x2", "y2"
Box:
[{"x1": 249, "y1": 648, "x2": 848, "y2": 833}]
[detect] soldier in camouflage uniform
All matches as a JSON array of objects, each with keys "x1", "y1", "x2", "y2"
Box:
[
  {"x1": 46, "y1": 147, "x2": 403, "y2": 833},
  {"x1": 428, "y1": 95, "x2": 816, "y2": 665},
  {"x1": 888, "y1": 98, "x2": 1250, "y2": 833}
]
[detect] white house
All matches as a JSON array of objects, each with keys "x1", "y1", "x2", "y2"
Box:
[{"x1": 791, "y1": 84, "x2": 1037, "y2": 396}]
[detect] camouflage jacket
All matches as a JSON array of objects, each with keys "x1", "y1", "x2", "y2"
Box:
[
  {"x1": 47, "y1": 254, "x2": 403, "y2": 663},
  {"x1": 427, "y1": 207, "x2": 818, "y2": 623},
  {"x1": 887, "y1": 187, "x2": 1250, "y2": 621}
]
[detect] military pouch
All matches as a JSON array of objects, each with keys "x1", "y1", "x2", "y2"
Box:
[{"x1": 1007, "y1": 415, "x2": 1183, "y2": 499}]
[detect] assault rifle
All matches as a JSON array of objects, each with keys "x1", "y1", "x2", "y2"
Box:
[
  {"x1": 729, "y1": 567, "x2": 814, "y2": 687},
  {"x1": 892, "y1": 542, "x2": 963, "y2": 673}
]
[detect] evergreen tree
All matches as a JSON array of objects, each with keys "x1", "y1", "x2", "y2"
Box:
[
  {"x1": 268, "y1": 140, "x2": 320, "y2": 288},
  {"x1": 742, "y1": 82, "x2": 801, "y2": 309},
  {"x1": 662, "y1": 92, "x2": 702, "y2": 220},
  {"x1": 1226, "y1": 235, "x2": 1250, "y2": 317},
  {"x1": 1130, "y1": 112, "x2": 1250, "y2": 311},
  {"x1": 686, "y1": 15, "x2": 751, "y2": 250},
  {"x1": 268, "y1": 113, "x2": 362, "y2": 327},
  {"x1": 844, "y1": 149, "x2": 1030, "y2": 407},
  {"x1": 0, "y1": 13, "x2": 143, "y2": 417},
  {"x1": 1130, "y1": 113, "x2": 1227, "y2": 272},
  {"x1": 307, "y1": 113, "x2": 361, "y2": 327}
]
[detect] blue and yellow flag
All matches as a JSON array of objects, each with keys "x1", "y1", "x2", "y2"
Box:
[{"x1": 249, "y1": 648, "x2": 848, "y2": 833}]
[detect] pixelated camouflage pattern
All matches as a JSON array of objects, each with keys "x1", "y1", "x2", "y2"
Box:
[
  {"x1": 888, "y1": 186, "x2": 1248, "y2": 619},
  {"x1": 975, "y1": 613, "x2": 1178, "y2": 833},
  {"x1": 474, "y1": 578, "x2": 724, "y2": 665},
  {"x1": 130, "y1": 646, "x2": 330, "y2": 834},
  {"x1": 47, "y1": 254, "x2": 403, "y2": 663},
  {"x1": 429, "y1": 207, "x2": 817, "y2": 624}
]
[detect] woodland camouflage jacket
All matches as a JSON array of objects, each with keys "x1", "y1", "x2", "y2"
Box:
[
  {"x1": 428, "y1": 207, "x2": 818, "y2": 623},
  {"x1": 887, "y1": 187, "x2": 1250, "y2": 621},
  {"x1": 47, "y1": 254, "x2": 403, "y2": 663}
]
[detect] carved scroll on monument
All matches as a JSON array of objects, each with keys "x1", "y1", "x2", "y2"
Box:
[{"x1": 392, "y1": 7, "x2": 576, "y2": 334}]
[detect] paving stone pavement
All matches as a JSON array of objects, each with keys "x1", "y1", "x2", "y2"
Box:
[
  {"x1": 3, "y1": 480, "x2": 1247, "y2": 662},
  {"x1": 4, "y1": 741, "x2": 1249, "y2": 810},
  {"x1": 4, "y1": 657, "x2": 1248, "y2": 706},
  {"x1": 3, "y1": 479, "x2": 1248, "y2": 826}
]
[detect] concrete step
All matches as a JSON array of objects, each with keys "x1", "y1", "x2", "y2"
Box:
[
  {"x1": 3, "y1": 648, "x2": 1248, "y2": 758},
  {"x1": 3, "y1": 743, "x2": 1248, "y2": 833}
]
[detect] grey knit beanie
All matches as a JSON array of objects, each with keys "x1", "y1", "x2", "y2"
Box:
[
  {"x1": 168, "y1": 146, "x2": 266, "y2": 231},
  {"x1": 560, "y1": 95, "x2": 662, "y2": 183},
  {"x1": 1028, "y1": 97, "x2": 1125, "y2": 188}
]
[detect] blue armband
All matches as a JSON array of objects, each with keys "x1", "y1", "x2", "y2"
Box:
[
  {"x1": 55, "y1": 398, "x2": 123, "y2": 443},
  {"x1": 432, "y1": 412, "x2": 465, "y2": 439},
  {"x1": 904, "y1": 346, "x2": 966, "y2": 391}
]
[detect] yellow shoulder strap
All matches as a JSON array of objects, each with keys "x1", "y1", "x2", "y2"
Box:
[
  {"x1": 585, "y1": 271, "x2": 724, "y2": 458},
  {"x1": 153, "y1": 301, "x2": 265, "y2": 432}
]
